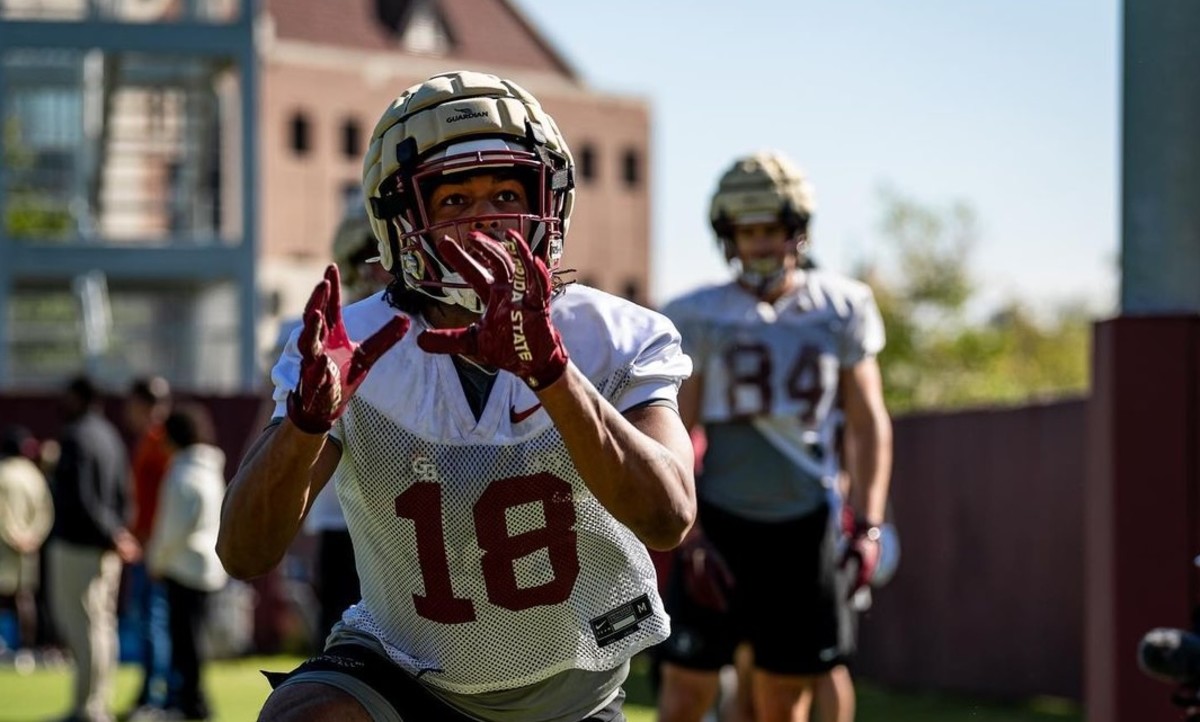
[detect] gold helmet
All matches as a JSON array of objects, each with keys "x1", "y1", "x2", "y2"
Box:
[
  {"x1": 330, "y1": 188, "x2": 382, "y2": 302},
  {"x1": 363, "y1": 70, "x2": 575, "y2": 311},
  {"x1": 709, "y1": 151, "x2": 815, "y2": 261}
]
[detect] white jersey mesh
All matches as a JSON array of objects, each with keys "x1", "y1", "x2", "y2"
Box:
[
  {"x1": 268, "y1": 285, "x2": 689, "y2": 695},
  {"x1": 663, "y1": 269, "x2": 884, "y2": 482}
]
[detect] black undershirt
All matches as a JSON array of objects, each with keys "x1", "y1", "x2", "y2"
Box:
[{"x1": 451, "y1": 356, "x2": 500, "y2": 421}]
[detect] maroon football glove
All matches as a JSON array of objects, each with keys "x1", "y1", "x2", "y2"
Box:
[
  {"x1": 417, "y1": 229, "x2": 569, "y2": 389},
  {"x1": 840, "y1": 504, "x2": 881, "y2": 599},
  {"x1": 286, "y1": 265, "x2": 411, "y2": 434},
  {"x1": 676, "y1": 530, "x2": 736, "y2": 613}
]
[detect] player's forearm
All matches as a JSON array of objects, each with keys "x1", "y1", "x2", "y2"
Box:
[
  {"x1": 217, "y1": 422, "x2": 326, "y2": 579},
  {"x1": 848, "y1": 412, "x2": 893, "y2": 525},
  {"x1": 538, "y1": 364, "x2": 696, "y2": 551}
]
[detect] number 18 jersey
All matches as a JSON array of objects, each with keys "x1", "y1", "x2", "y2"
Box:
[
  {"x1": 270, "y1": 285, "x2": 691, "y2": 695},
  {"x1": 663, "y1": 269, "x2": 884, "y2": 521}
]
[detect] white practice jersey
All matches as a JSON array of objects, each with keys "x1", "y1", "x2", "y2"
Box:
[
  {"x1": 271, "y1": 285, "x2": 690, "y2": 694},
  {"x1": 663, "y1": 270, "x2": 884, "y2": 518}
]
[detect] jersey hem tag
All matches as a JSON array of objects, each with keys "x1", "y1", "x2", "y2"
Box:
[{"x1": 590, "y1": 593, "x2": 653, "y2": 648}]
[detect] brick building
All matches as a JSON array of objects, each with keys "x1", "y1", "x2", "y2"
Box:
[{"x1": 0, "y1": 0, "x2": 652, "y2": 391}]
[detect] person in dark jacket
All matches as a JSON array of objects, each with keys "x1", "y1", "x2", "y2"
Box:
[{"x1": 48, "y1": 375, "x2": 140, "y2": 722}]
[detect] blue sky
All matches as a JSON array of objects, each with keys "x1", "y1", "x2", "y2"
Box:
[{"x1": 517, "y1": 0, "x2": 1120, "y2": 313}]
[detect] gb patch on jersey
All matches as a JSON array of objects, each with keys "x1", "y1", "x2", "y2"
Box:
[{"x1": 411, "y1": 455, "x2": 440, "y2": 482}]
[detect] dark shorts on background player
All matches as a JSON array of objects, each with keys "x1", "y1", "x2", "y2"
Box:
[{"x1": 657, "y1": 499, "x2": 856, "y2": 676}]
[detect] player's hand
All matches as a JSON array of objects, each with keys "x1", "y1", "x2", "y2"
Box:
[
  {"x1": 417, "y1": 230, "x2": 569, "y2": 389},
  {"x1": 287, "y1": 265, "x2": 411, "y2": 434},
  {"x1": 840, "y1": 505, "x2": 881, "y2": 599},
  {"x1": 677, "y1": 530, "x2": 735, "y2": 613}
]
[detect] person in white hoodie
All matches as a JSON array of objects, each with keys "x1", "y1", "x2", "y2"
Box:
[{"x1": 145, "y1": 404, "x2": 228, "y2": 721}]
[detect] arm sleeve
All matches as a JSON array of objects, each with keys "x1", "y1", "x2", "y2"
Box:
[
  {"x1": 611, "y1": 309, "x2": 694, "y2": 413},
  {"x1": 269, "y1": 320, "x2": 302, "y2": 421},
  {"x1": 662, "y1": 299, "x2": 710, "y2": 366},
  {"x1": 269, "y1": 318, "x2": 345, "y2": 443},
  {"x1": 839, "y1": 286, "x2": 886, "y2": 367}
]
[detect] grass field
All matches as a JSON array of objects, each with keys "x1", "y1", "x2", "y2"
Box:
[{"x1": 0, "y1": 653, "x2": 1081, "y2": 722}]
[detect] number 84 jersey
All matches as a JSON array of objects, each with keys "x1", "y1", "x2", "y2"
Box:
[{"x1": 663, "y1": 270, "x2": 885, "y2": 478}]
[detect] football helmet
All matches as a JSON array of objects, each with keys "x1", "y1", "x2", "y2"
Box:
[
  {"x1": 709, "y1": 151, "x2": 815, "y2": 290},
  {"x1": 363, "y1": 70, "x2": 575, "y2": 312},
  {"x1": 331, "y1": 188, "x2": 383, "y2": 302}
]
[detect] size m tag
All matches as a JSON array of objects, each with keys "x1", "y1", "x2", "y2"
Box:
[{"x1": 590, "y1": 594, "x2": 654, "y2": 647}]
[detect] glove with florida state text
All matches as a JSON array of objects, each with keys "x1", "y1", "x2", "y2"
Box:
[
  {"x1": 417, "y1": 230, "x2": 569, "y2": 389},
  {"x1": 287, "y1": 264, "x2": 411, "y2": 434}
]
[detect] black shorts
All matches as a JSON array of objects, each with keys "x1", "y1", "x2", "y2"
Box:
[
  {"x1": 656, "y1": 501, "x2": 856, "y2": 676},
  {"x1": 265, "y1": 643, "x2": 477, "y2": 722}
]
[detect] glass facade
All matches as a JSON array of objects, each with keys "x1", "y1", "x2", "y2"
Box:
[
  {"x1": 2, "y1": 49, "x2": 241, "y2": 247},
  {"x1": 0, "y1": 0, "x2": 258, "y2": 391}
]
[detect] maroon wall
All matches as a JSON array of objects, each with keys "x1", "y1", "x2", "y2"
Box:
[
  {"x1": 1086, "y1": 317, "x2": 1200, "y2": 722},
  {"x1": 0, "y1": 392, "x2": 268, "y2": 481},
  {"x1": 856, "y1": 399, "x2": 1088, "y2": 701}
]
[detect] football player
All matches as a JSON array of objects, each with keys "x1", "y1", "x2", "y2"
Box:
[
  {"x1": 217, "y1": 70, "x2": 697, "y2": 722},
  {"x1": 655, "y1": 152, "x2": 895, "y2": 722}
]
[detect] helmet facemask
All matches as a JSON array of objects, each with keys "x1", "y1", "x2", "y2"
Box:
[
  {"x1": 725, "y1": 229, "x2": 807, "y2": 297},
  {"x1": 385, "y1": 144, "x2": 566, "y2": 313},
  {"x1": 364, "y1": 71, "x2": 576, "y2": 314}
]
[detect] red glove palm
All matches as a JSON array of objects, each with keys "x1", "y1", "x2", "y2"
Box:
[
  {"x1": 287, "y1": 265, "x2": 411, "y2": 434},
  {"x1": 417, "y1": 230, "x2": 569, "y2": 389},
  {"x1": 677, "y1": 531, "x2": 736, "y2": 613}
]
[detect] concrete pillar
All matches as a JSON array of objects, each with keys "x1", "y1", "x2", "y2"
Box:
[{"x1": 1121, "y1": 1, "x2": 1200, "y2": 314}]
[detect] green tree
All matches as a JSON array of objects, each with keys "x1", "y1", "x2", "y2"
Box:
[{"x1": 860, "y1": 188, "x2": 1091, "y2": 413}]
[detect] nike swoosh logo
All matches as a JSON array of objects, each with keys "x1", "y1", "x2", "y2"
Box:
[{"x1": 509, "y1": 402, "x2": 543, "y2": 424}]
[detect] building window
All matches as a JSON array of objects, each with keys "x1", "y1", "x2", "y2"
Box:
[
  {"x1": 341, "y1": 118, "x2": 362, "y2": 159},
  {"x1": 340, "y1": 181, "x2": 366, "y2": 221},
  {"x1": 622, "y1": 148, "x2": 641, "y2": 188},
  {"x1": 289, "y1": 111, "x2": 312, "y2": 156},
  {"x1": 579, "y1": 144, "x2": 596, "y2": 182}
]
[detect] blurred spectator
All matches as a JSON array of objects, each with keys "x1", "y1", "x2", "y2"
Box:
[
  {"x1": 145, "y1": 403, "x2": 228, "y2": 721},
  {"x1": 49, "y1": 375, "x2": 139, "y2": 722},
  {"x1": 121, "y1": 376, "x2": 174, "y2": 717},
  {"x1": 33, "y1": 437, "x2": 64, "y2": 661},
  {"x1": 0, "y1": 425, "x2": 54, "y2": 665}
]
